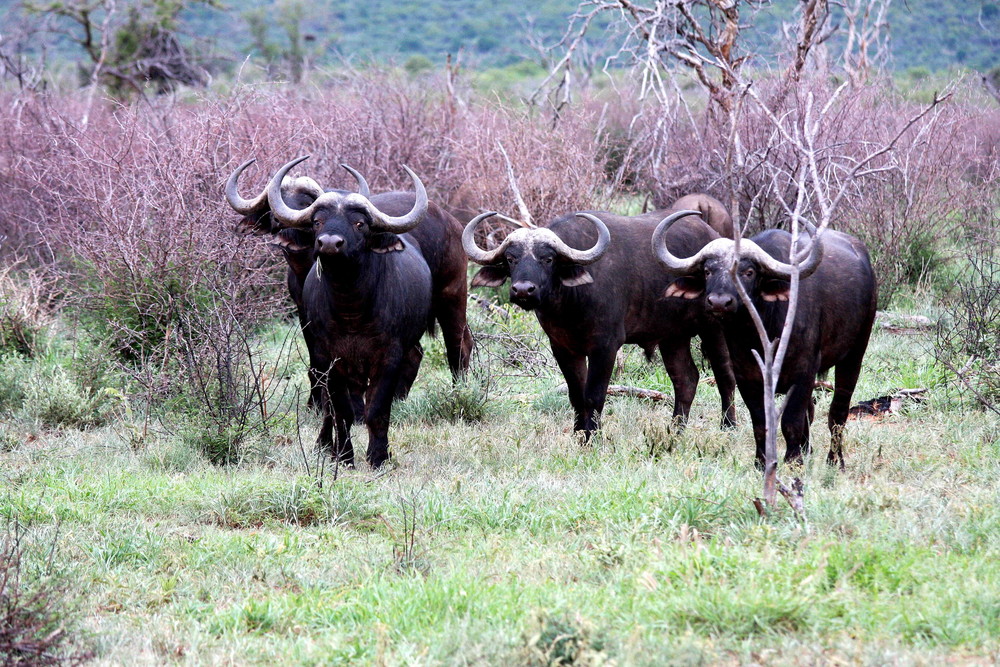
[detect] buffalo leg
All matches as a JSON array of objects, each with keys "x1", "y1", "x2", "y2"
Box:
[
  {"x1": 550, "y1": 345, "x2": 588, "y2": 435},
  {"x1": 581, "y1": 345, "x2": 619, "y2": 437},
  {"x1": 827, "y1": 350, "x2": 867, "y2": 470},
  {"x1": 699, "y1": 329, "x2": 738, "y2": 429},
  {"x1": 394, "y1": 343, "x2": 424, "y2": 401},
  {"x1": 781, "y1": 378, "x2": 814, "y2": 463},
  {"x1": 737, "y1": 382, "x2": 768, "y2": 468},
  {"x1": 319, "y1": 380, "x2": 356, "y2": 467},
  {"x1": 301, "y1": 322, "x2": 324, "y2": 410},
  {"x1": 363, "y1": 350, "x2": 408, "y2": 469},
  {"x1": 659, "y1": 339, "x2": 699, "y2": 425},
  {"x1": 435, "y1": 292, "x2": 473, "y2": 378}
]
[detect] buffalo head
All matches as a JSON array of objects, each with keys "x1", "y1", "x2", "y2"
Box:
[
  {"x1": 652, "y1": 212, "x2": 824, "y2": 315},
  {"x1": 462, "y1": 212, "x2": 611, "y2": 310},
  {"x1": 225, "y1": 158, "x2": 325, "y2": 234},
  {"x1": 267, "y1": 156, "x2": 428, "y2": 263}
]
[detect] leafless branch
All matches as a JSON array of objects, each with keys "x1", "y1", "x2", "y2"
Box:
[{"x1": 496, "y1": 141, "x2": 534, "y2": 228}]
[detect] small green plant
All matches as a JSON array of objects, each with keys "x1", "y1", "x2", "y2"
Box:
[
  {"x1": 0, "y1": 353, "x2": 30, "y2": 413},
  {"x1": 397, "y1": 376, "x2": 492, "y2": 424},
  {"x1": 24, "y1": 368, "x2": 118, "y2": 429},
  {"x1": 521, "y1": 611, "x2": 611, "y2": 666},
  {"x1": 184, "y1": 423, "x2": 246, "y2": 467},
  {"x1": 384, "y1": 493, "x2": 431, "y2": 576},
  {"x1": 209, "y1": 478, "x2": 343, "y2": 528}
]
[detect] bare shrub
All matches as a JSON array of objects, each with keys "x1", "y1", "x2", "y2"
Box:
[
  {"x1": 934, "y1": 217, "x2": 1000, "y2": 415},
  {"x1": 0, "y1": 263, "x2": 56, "y2": 358},
  {"x1": 610, "y1": 76, "x2": 991, "y2": 306},
  {"x1": 0, "y1": 92, "x2": 287, "y2": 436},
  {"x1": 175, "y1": 290, "x2": 298, "y2": 465},
  {"x1": 0, "y1": 523, "x2": 93, "y2": 666}
]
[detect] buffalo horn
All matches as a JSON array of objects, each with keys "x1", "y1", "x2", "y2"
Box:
[
  {"x1": 744, "y1": 226, "x2": 824, "y2": 279},
  {"x1": 552, "y1": 214, "x2": 611, "y2": 265},
  {"x1": 362, "y1": 165, "x2": 428, "y2": 233},
  {"x1": 341, "y1": 163, "x2": 371, "y2": 198},
  {"x1": 267, "y1": 155, "x2": 325, "y2": 228},
  {"x1": 652, "y1": 208, "x2": 825, "y2": 279},
  {"x1": 462, "y1": 211, "x2": 507, "y2": 264},
  {"x1": 651, "y1": 209, "x2": 710, "y2": 272},
  {"x1": 269, "y1": 157, "x2": 429, "y2": 233},
  {"x1": 225, "y1": 158, "x2": 268, "y2": 214}
]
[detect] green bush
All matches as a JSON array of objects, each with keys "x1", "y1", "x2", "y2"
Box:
[
  {"x1": 0, "y1": 355, "x2": 117, "y2": 429},
  {"x1": 25, "y1": 368, "x2": 118, "y2": 429},
  {"x1": 521, "y1": 611, "x2": 611, "y2": 666}
]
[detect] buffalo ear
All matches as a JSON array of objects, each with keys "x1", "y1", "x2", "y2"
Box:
[
  {"x1": 664, "y1": 277, "x2": 704, "y2": 299},
  {"x1": 271, "y1": 228, "x2": 314, "y2": 253},
  {"x1": 760, "y1": 278, "x2": 790, "y2": 302},
  {"x1": 471, "y1": 265, "x2": 509, "y2": 288},
  {"x1": 241, "y1": 211, "x2": 274, "y2": 235},
  {"x1": 559, "y1": 265, "x2": 594, "y2": 287}
]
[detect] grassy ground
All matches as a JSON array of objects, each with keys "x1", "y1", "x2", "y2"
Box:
[{"x1": 1, "y1": 297, "x2": 998, "y2": 666}]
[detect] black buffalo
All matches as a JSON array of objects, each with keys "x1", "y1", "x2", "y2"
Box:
[
  {"x1": 463, "y1": 208, "x2": 737, "y2": 439},
  {"x1": 653, "y1": 218, "x2": 877, "y2": 468},
  {"x1": 266, "y1": 156, "x2": 436, "y2": 468},
  {"x1": 225, "y1": 160, "x2": 473, "y2": 390}
]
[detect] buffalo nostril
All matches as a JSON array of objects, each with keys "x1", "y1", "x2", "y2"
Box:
[
  {"x1": 511, "y1": 281, "x2": 536, "y2": 297},
  {"x1": 318, "y1": 235, "x2": 345, "y2": 254},
  {"x1": 707, "y1": 293, "x2": 735, "y2": 311}
]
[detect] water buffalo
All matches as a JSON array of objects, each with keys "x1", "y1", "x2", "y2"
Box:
[
  {"x1": 463, "y1": 208, "x2": 737, "y2": 439},
  {"x1": 225, "y1": 159, "x2": 473, "y2": 384},
  {"x1": 267, "y1": 156, "x2": 436, "y2": 468},
  {"x1": 652, "y1": 218, "x2": 877, "y2": 468}
]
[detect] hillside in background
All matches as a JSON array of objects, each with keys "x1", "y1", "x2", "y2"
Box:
[{"x1": 2, "y1": 0, "x2": 999, "y2": 76}]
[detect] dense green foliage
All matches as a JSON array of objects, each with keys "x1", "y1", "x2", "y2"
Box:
[{"x1": 3, "y1": 0, "x2": 998, "y2": 76}]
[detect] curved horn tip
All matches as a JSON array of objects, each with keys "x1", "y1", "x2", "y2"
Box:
[{"x1": 401, "y1": 165, "x2": 427, "y2": 190}]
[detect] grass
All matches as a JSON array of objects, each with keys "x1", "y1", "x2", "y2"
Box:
[{"x1": 0, "y1": 301, "x2": 997, "y2": 665}]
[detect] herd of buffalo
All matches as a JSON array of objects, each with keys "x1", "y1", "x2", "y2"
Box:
[{"x1": 225, "y1": 158, "x2": 878, "y2": 471}]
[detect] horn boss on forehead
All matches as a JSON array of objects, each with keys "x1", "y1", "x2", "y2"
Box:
[
  {"x1": 462, "y1": 211, "x2": 611, "y2": 265},
  {"x1": 266, "y1": 157, "x2": 429, "y2": 233}
]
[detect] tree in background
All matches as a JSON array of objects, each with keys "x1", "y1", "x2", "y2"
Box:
[
  {"x1": 243, "y1": 0, "x2": 324, "y2": 84},
  {"x1": 22, "y1": 0, "x2": 217, "y2": 104}
]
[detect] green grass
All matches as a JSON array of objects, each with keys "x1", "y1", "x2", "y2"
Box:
[{"x1": 0, "y1": 303, "x2": 997, "y2": 665}]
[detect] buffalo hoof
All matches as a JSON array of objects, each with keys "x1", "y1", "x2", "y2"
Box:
[{"x1": 826, "y1": 448, "x2": 846, "y2": 471}]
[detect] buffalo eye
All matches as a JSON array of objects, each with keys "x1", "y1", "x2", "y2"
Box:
[
  {"x1": 704, "y1": 268, "x2": 712, "y2": 277},
  {"x1": 507, "y1": 255, "x2": 518, "y2": 265},
  {"x1": 541, "y1": 256, "x2": 553, "y2": 265},
  {"x1": 743, "y1": 268, "x2": 755, "y2": 278}
]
